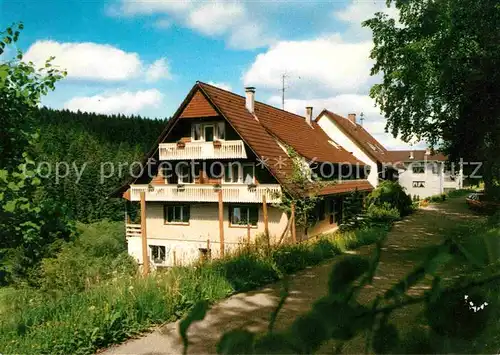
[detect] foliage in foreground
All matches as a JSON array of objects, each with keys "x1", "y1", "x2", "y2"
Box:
[
  {"x1": 182, "y1": 216, "x2": 500, "y2": 354},
  {"x1": 0, "y1": 225, "x2": 388, "y2": 355},
  {"x1": 0, "y1": 24, "x2": 73, "y2": 285}
]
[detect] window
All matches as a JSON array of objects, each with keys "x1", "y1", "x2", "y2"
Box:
[
  {"x1": 150, "y1": 245, "x2": 166, "y2": 264},
  {"x1": 412, "y1": 165, "x2": 425, "y2": 174},
  {"x1": 224, "y1": 163, "x2": 254, "y2": 184},
  {"x1": 164, "y1": 204, "x2": 190, "y2": 223},
  {"x1": 229, "y1": 205, "x2": 258, "y2": 226},
  {"x1": 177, "y1": 164, "x2": 193, "y2": 184},
  {"x1": 204, "y1": 125, "x2": 215, "y2": 142},
  {"x1": 192, "y1": 122, "x2": 224, "y2": 141},
  {"x1": 242, "y1": 164, "x2": 255, "y2": 184},
  {"x1": 412, "y1": 181, "x2": 425, "y2": 188}
]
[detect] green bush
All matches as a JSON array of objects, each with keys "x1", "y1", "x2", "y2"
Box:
[
  {"x1": 0, "y1": 224, "x2": 391, "y2": 355},
  {"x1": 40, "y1": 221, "x2": 137, "y2": 294},
  {"x1": 366, "y1": 203, "x2": 401, "y2": 224},
  {"x1": 366, "y1": 181, "x2": 413, "y2": 217},
  {"x1": 428, "y1": 193, "x2": 447, "y2": 203}
]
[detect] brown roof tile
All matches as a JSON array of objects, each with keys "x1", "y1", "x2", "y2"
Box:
[
  {"x1": 387, "y1": 150, "x2": 447, "y2": 163},
  {"x1": 318, "y1": 110, "x2": 388, "y2": 163}
]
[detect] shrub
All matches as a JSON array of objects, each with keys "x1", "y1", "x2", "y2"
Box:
[
  {"x1": 366, "y1": 181, "x2": 413, "y2": 217},
  {"x1": 40, "y1": 221, "x2": 137, "y2": 294},
  {"x1": 428, "y1": 193, "x2": 447, "y2": 203},
  {"x1": 366, "y1": 203, "x2": 400, "y2": 224}
]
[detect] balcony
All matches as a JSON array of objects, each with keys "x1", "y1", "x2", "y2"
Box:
[
  {"x1": 159, "y1": 140, "x2": 247, "y2": 160},
  {"x1": 126, "y1": 223, "x2": 141, "y2": 238},
  {"x1": 130, "y1": 184, "x2": 282, "y2": 204}
]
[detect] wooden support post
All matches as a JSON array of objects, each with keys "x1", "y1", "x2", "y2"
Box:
[
  {"x1": 291, "y1": 203, "x2": 297, "y2": 244},
  {"x1": 262, "y1": 194, "x2": 269, "y2": 238},
  {"x1": 247, "y1": 223, "x2": 251, "y2": 245},
  {"x1": 140, "y1": 191, "x2": 150, "y2": 276},
  {"x1": 207, "y1": 239, "x2": 211, "y2": 260},
  {"x1": 173, "y1": 250, "x2": 177, "y2": 266},
  {"x1": 218, "y1": 189, "x2": 225, "y2": 258}
]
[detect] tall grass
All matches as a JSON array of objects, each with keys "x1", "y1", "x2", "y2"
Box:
[{"x1": 0, "y1": 225, "x2": 389, "y2": 355}]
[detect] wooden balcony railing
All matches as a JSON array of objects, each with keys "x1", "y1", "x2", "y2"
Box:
[
  {"x1": 129, "y1": 184, "x2": 282, "y2": 203},
  {"x1": 125, "y1": 223, "x2": 141, "y2": 238},
  {"x1": 159, "y1": 140, "x2": 247, "y2": 160}
]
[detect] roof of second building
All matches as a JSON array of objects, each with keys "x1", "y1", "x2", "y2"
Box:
[
  {"x1": 388, "y1": 150, "x2": 447, "y2": 162},
  {"x1": 317, "y1": 109, "x2": 389, "y2": 163}
]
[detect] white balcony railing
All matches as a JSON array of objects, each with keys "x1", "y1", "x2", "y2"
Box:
[
  {"x1": 159, "y1": 140, "x2": 247, "y2": 160},
  {"x1": 126, "y1": 223, "x2": 141, "y2": 238},
  {"x1": 130, "y1": 184, "x2": 282, "y2": 204}
]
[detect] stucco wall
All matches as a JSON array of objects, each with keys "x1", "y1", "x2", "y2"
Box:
[
  {"x1": 128, "y1": 202, "x2": 288, "y2": 266},
  {"x1": 397, "y1": 161, "x2": 444, "y2": 198},
  {"x1": 316, "y1": 114, "x2": 379, "y2": 187}
]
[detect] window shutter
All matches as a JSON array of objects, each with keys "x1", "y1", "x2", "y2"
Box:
[
  {"x1": 166, "y1": 206, "x2": 174, "y2": 222},
  {"x1": 249, "y1": 206, "x2": 258, "y2": 226},
  {"x1": 183, "y1": 205, "x2": 190, "y2": 222}
]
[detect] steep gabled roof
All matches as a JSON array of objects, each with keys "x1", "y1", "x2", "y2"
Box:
[
  {"x1": 388, "y1": 150, "x2": 447, "y2": 162},
  {"x1": 317, "y1": 109, "x2": 388, "y2": 163},
  {"x1": 111, "y1": 82, "x2": 371, "y2": 197}
]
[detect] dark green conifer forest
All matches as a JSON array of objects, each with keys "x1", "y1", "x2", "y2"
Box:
[{"x1": 33, "y1": 107, "x2": 166, "y2": 222}]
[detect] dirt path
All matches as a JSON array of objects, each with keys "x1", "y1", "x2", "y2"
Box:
[{"x1": 102, "y1": 197, "x2": 478, "y2": 355}]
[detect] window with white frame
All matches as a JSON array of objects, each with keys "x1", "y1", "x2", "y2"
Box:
[
  {"x1": 412, "y1": 181, "x2": 425, "y2": 188},
  {"x1": 412, "y1": 164, "x2": 425, "y2": 174},
  {"x1": 191, "y1": 122, "x2": 225, "y2": 141},
  {"x1": 224, "y1": 163, "x2": 255, "y2": 184},
  {"x1": 149, "y1": 245, "x2": 166, "y2": 264},
  {"x1": 229, "y1": 205, "x2": 258, "y2": 226},
  {"x1": 164, "y1": 204, "x2": 190, "y2": 223}
]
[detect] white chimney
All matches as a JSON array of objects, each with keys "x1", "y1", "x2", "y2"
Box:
[
  {"x1": 245, "y1": 87, "x2": 255, "y2": 114},
  {"x1": 305, "y1": 106, "x2": 313, "y2": 126},
  {"x1": 347, "y1": 113, "x2": 356, "y2": 124},
  {"x1": 409, "y1": 151, "x2": 414, "y2": 160},
  {"x1": 425, "y1": 148, "x2": 431, "y2": 155}
]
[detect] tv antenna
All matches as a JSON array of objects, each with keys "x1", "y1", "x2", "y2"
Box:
[
  {"x1": 280, "y1": 72, "x2": 288, "y2": 110},
  {"x1": 360, "y1": 112, "x2": 365, "y2": 126}
]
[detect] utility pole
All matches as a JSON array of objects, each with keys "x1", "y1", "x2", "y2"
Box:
[{"x1": 360, "y1": 112, "x2": 365, "y2": 126}]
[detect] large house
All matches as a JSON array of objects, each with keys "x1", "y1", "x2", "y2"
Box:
[
  {"x1": 388, "y1": 150, "x2": 463, "y2": 198},
  {"x1": 113, "y1": 82, "x2": 373, "y2": 267},
  {"x1": 315, "y1": 110, "x2": 463, "y2": 198}
]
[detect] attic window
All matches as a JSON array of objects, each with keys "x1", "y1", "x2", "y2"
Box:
[{"x1": 328, "y1": 140, "x2": 340, "y2": 149}]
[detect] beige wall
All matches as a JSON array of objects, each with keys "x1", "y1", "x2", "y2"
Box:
[{"x1": 128, "y1": 202, "x2": 288, "y2": 266}]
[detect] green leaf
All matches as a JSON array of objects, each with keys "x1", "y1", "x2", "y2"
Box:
[
  {"x1": 216, "y1": 330, "x2": 255, "y2": 354},
  {"x1": 4, "y1": 200, "x2": 17, "y2": 212}
]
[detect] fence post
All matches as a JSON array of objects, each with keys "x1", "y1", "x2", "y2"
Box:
[{"x1": 140, "y1": 191, "x2": 150, "y2": 276}]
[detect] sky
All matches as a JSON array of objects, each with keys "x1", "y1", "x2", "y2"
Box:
[{"x1": 1, "y1": 0, "x2": 422, "y2": 149}]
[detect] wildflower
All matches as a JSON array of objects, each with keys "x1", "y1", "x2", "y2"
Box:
[
  {"x1": 128, "y1": 285, "x2": 134, "y2": 291},
  {"x1": 88, "y1": 305, "x2": 96, "y2": 311}
]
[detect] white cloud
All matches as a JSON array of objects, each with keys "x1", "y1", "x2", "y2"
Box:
[
  {"x1": 334, "y1": 0, "x2": 400, "y2": 40},
  {"x1": 111, "y1": 0, "x2": 274, "y2": 49},
  {"x1": 267, "y1": 94, "x2": 422, "y2": 150},
  {"x1": 145, "y1": 58, "x2": 171, "y2": 82},
  {"x1": 64, "y1": 89, "x2": 163, "y2": 115},
  {"x1": 24, "y1": 40, "x2": 172, "y2": 83},
  {"x1": 207, "y1": 81, "x2": 232, "y2": 91},
  {"x1": 187, "y1": 2, "x2": 245, "y2": 36},
  {"x1": 243, "y1": 35, "x2": 373, "y2": 96}
]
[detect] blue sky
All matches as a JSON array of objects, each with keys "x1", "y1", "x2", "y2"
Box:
[{"x1": 1, "y1": 0, "x2": 417, "y2": 148}]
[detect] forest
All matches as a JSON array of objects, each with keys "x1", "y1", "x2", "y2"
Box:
[{"x1": 33, "y1": 107, "x2": 165, "y2": 222}]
